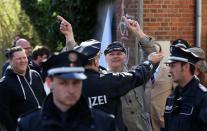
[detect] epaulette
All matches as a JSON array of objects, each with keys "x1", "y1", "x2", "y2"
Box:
[
  {"x1": 99, "y1": 68, "x2": 108, "y2": 74},
  {"x1": 199, "y1": 84, "x2": 207, "y2": 92},
  {"x1": 17, "y1": 107, "x2": 41, "y2": 122}
]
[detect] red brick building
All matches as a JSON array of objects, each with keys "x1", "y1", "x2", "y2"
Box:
[{"x1": 114, "y1": 0, "x2": 207, "y2": 67}]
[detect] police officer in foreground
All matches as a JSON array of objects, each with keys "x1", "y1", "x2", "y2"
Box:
[
  {"x1": 17, "y1": 50, "x2": 115, "y2": 131},
  {"x1": 163, "y1": 43, "x2": 207, "y2": 131},
  {"x1": 73, "y1": 39, "x2": 163, "y2": 131}
]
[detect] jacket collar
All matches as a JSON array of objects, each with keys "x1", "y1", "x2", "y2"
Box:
[
  {"x1": 174, "y1": 77, "x2": 199, "y2": 98},
  {"x1": 85, "y1": 69, "x2": 99, "y2": 74},
  {"x1": 41, "y1": 94, "x2": 93, "y2": 126}
]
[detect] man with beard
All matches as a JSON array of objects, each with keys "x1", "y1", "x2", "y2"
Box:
[{"x1": 163, "y1": 43, "x2": 207, "y2": 131}]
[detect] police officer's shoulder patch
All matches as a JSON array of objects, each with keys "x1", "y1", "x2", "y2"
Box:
[
  {"x1": 120, "y1": 72, "x2": 133, "y2": 76},
  {"x1": 199, "y1": 84, "x2": 207, "y2": 92},
  {"x1": 111, "y1": 72, "x2": 132, "y2": 77},
  {"x1": 112, "y1": 73, "x2": 119, "y2": 76}
]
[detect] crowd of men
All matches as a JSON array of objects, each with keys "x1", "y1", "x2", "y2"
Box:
[{"x1": 0, "y1": 15, "x2": 207, "y2": 131}]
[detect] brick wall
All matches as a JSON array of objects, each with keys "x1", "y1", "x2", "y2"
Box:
[
  {"x1": 115, "y1": 0, "x2": 207, "y2": 66},
  {"x1": 115, "y1": 0, "x2": 139, "y2": 67},
  {"x1": 143, "y1": 0, "x2": 195, "y2": 45},
  {"x1": 202, "y1": 0, "x2": 207, "y2": 55}
]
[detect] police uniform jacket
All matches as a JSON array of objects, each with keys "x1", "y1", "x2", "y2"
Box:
[
  {"x1": 83, "y1": 60, "x2": 153, "y2": 131},
  {"x1": 0, "y1": 66, "x2": 46, "y2": 131},
  {"x1": 163, "y1": 77, "x2": 207, "y2": 131},
  {"x1": 17, "y1": 94, "x2": 115, "y2": 131}
]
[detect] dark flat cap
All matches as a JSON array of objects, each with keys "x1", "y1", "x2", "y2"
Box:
[{"x1": 104, "y1": 41, "x2": 126, "y2": 55}]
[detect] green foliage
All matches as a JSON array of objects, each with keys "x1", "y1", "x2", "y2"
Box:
[
  {"x1": 20, "y1": 0, "x2": 99, "y2": 51},
  {"x1": 0, "y1": 0, "x2": 100, "y2": 74},
  {"x1": 0, "y1": 0, "x2": 40, "y2": 75}
]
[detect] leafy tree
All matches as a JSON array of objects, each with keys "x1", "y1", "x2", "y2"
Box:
[
  {"x1": 0, "y1": 0, "x2": 40, "y2": 74},
  {"x1": 20, "y1": 0, "x2": 99, "y2": 51},
  {"x1": 0, "y1": 0, "x2": 101, "y2": 74}
]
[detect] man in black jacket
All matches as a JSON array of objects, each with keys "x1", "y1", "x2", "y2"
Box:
[
  {"x1": 17, "y1": 50, "x2": 115, "y2": 131},
  {"x1": 57, "y1": 15, "x2": 163, "y2": 131},
  {"x1": 73, "y1": 39, "x2": 163, "y2": 131},
  {"x1": 163, "y1": 43, "x2": 207, "y2": 131},
  {"x1": 0, "y1": 46, "x2": 46, "y2": 131}
]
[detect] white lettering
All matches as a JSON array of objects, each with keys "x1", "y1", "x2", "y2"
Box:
[
  {"x1": 98, "y1": 96, "x2": 105, "y2": 104},
  {"x1": 88, "y1": 95, "x2": 108, "y2": 107},
  {"x1": 92, "y1": 96, "x2": 98, "y2": 106}
]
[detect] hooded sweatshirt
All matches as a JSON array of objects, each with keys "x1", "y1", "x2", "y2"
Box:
[{"x1": 0, "y1": 66, "x2": 46, "y2": 131}]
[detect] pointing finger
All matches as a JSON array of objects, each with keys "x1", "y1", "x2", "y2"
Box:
[{"x1": 57, "y1": 15, "x2": 66, "y2": 22}]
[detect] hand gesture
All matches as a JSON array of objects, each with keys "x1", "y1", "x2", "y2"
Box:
[
  {"x1": 122, "y1": 16, "x2": 145, "y2": 39},
  {"x1": 57, "y1": 15, "x2": 75, "y2": 41},
  {"x1": 148, "y1": 52, "x2": 164, "y2": 64}
]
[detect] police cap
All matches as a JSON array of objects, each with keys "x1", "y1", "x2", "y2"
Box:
[
  {"x1": 171, "y1": 39, "x2": 190, "y2": 49},
  {"x1": 42, "y1": 50, "x2": 88, "y2": 80},
  {"x1": 165, "y1": 46, "x2": 202, "y2": 65},
  {"x1": 104, "y1": 41, "x2": 126, "y2": 55},
  {"x1": 74, "y1": 39, "x2": 101, "y2": 60}
]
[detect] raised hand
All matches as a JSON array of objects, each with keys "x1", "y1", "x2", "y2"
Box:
[
  {"x1": 123, "y1": 16, "x2": 146, "y2": 39},
  {"x1": 57, "y1": 15, "x2": 75, "y2": 42},
  {"x1": 148, "y1": 52, "x2": 164, "y2": 64},
  {"x1": 57, "y1": 15, "x2": 77, "y2": 51}
]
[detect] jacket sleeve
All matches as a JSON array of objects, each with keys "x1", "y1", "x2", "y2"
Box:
[
  {"x1": 16, "y1": 118, "x2": 27, "y2": 131},
  {"x1": 198, "y1": 93, "x2": 207, "y2": 130},
  {"x1": 102, "y1": 60, "x2": 154, "y2": 97},
  {"x1": 16, "y1": 118, "x2": 29, "y2": 131},
  {"x1": 137, "y1": 36, "x2": 157, "y2": 63},
  {"x1": 0, "y1": 80, "x2": 16, "y2": 131}
]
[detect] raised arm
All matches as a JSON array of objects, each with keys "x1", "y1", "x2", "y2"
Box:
[
  {"x1": 123, "y1": 16, "x2": 156, "y2": 61},
  {"x1": 57, "y1": 15, "x2": 77, "y2": 51}
]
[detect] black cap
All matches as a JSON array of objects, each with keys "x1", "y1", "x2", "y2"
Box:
[
  {"x1": 104, "y1": 41, "x2": 126, "y2": 55},
  {"x1": 165, "y1": 46, "x2": 202, "y2": 65},
  {"x1": 74, "y1": 39, "x2": 101, "y2": 60},
  {"x1": 42, "y1": 50, "x2": 88, "y2": 80},
  {"x1": 171, "y1": 39, "x2": 190, "y2": 49}
]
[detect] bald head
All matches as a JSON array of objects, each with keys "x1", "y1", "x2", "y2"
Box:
[{"x1": 15, "y1": 38, "x2": 32, "y2": 56}]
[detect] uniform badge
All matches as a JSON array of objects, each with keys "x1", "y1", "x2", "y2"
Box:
[{"x1": 68, "y1": 52, "x2": 77, "y2": 62}]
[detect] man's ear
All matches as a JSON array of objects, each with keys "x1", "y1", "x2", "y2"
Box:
[
  {"x1": 94, "y1": 57, "x2": 99, "y2": 67},
  {"x1": 184, "y1": 63, "x2": 191, "y2": 71},
  {"x1": 9, "y1": 59, "x2": 12, "y2": 65},
  {"x1": 45, "y1": 77, "x2": 52, "y2": 89},
  {"x1": 105, "y1": 55, "x2": 108, "y2": 63},
  {"x1": 123, "y1": 53, "x2": 128, "y2": 63}
]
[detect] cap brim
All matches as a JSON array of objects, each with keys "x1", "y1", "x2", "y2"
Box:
[
  {"x1": 104, "y1": 48, "x2": 126, "y2": 55},
  {"x1": 57, "y1": 73, "x2": 87, "y2": 80},
  {"x1": 164, "y1": 59, "x2": 177, "y2": 64},
  {"x1": 164, "y1": 56, "x2": 189, "y2": 64}
]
